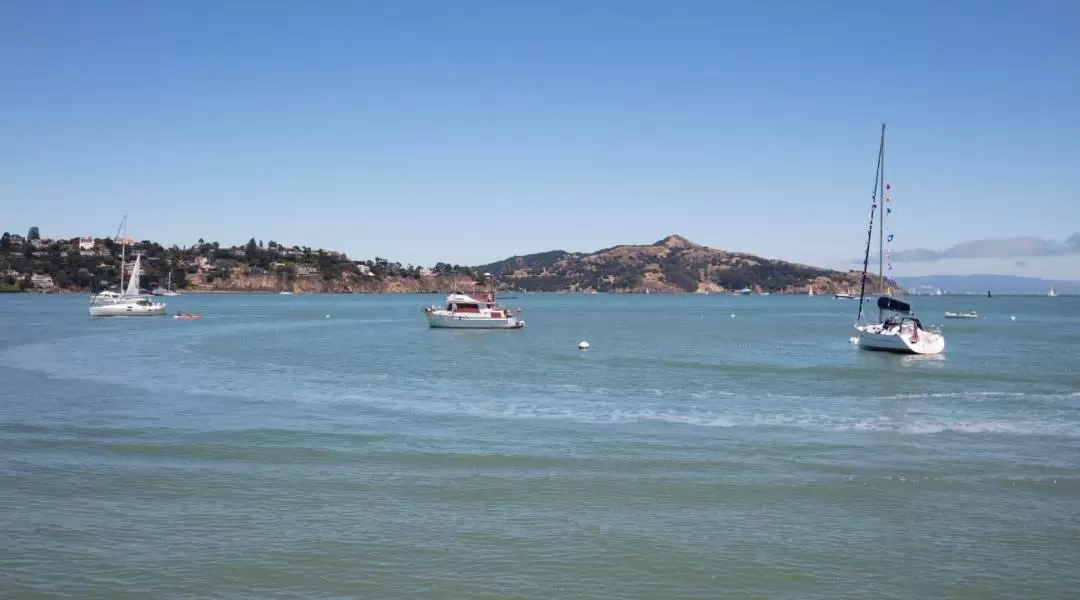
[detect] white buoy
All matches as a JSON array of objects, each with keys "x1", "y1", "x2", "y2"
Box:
[
  {"x1": 326, "y1": 314, "x2": 331, "y2": 319},
  {"x1": 849, "y1": 336, "x2": 859, "y2": 345},
  {"x1": 578, "y1": 341, "x2": 590, "y2": 350},
  {"x1": 730, "y1": 313, "x2": 735, "y2": 319},
  {"x1": 1010, "y1": 316, "x2": 1016, "y2": 321}
]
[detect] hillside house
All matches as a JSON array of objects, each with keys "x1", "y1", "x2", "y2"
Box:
[{"x1": 30, "y1": 274, "x2": 54, "y2": 288}]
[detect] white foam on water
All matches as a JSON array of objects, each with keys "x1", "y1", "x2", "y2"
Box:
[
  {"x1": 852, "y1": 416, "x2": 1080, "y2": 437},
  {"x1": 5, "y1": 326, "x2": 1078, "y2": 438},
  {"x1": 885, "y1": 391, "x2": 1031, "y2": 400}
]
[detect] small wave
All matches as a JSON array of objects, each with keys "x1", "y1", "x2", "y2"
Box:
[
  {"x1": 885, "y1": 391, "x2": 1030, "y2": 400},
  {"x1": 852, "y1": 417, "x2": 1079, "y2": 437}
]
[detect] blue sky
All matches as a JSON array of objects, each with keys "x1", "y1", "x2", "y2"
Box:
[{"x1": 2, "y1": 0, "x2": 1078, "y2": 278}]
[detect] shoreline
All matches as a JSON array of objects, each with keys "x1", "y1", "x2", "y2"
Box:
[{"x1": 6, "y1": 289, "x2": 1062, "y2": 297}]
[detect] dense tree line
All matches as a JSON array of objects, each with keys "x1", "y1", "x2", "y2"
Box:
[{"x1": 0, "y1": 230, "x2": 479, "y2": 292}]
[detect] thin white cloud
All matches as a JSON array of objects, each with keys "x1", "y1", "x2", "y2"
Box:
[{"x1": 862, "y1": 234, "x2": 1080, "y2": 263}]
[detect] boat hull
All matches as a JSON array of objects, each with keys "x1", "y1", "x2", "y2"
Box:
[
  {"x1": 89, "y1": 302, "x2": 167, "y2": 317},
  {"x1": 424, "y1": 310, "x2": 524, "y2": 329},
  {"x1": 855, "y1": 324, "x2": 944, "y2": 355}
]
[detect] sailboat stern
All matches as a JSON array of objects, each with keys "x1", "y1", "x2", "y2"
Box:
[{"x1": 855, "y1": 321, "x2": 945, "y2": 355}]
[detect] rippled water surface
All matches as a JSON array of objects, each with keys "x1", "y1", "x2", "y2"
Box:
[{"x1": 2, "y1": 293, "x2": 1078, "y2": 598}]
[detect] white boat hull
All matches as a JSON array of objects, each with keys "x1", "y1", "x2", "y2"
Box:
[
  {"x1": 89, "y1": 302, "x2": 167, "y2": 317},
  {"x1": 855, "y1": 324, "x2": 944, "y2": 355},
  {"x1": 424, "y1": 310, "x2": 524, "y2": 329}
]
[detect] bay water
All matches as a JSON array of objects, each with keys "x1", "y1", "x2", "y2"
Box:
[{"x1": 1, "y1": 293, "x2": 1078, "y2": 598}]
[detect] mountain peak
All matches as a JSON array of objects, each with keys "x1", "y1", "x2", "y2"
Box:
[{"x1": 654, "y1": 234, "x2": 699, "y2": 249}]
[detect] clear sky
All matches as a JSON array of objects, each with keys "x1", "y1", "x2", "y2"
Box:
[{"x1": 2, "y1": 0, "x2": 1078, "y2": 278}]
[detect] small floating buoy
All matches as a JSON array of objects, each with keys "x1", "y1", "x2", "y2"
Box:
[
  {"x1": 578, "y1": 341, "x2": 590, "y2": 350},
  {"x1": 730, "y1": 313, "x2": 735, "y2": 319},
  {"x1": 1010, "y1": 316, "x2": 1016, "y2": 321},
  {"x1": 326, "y1": 314, "x2": 331, "y2": 319},
  {"x1": 849, "y1": 336, "x2": 859, "y2": 345}
]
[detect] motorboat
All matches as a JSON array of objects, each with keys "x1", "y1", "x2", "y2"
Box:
[
  {"x1": 944, "y1": 311, "x2": 978, "y2": 319},
  {"x1": 422, "y1": 273, "x2": 524, "y2": 329}
]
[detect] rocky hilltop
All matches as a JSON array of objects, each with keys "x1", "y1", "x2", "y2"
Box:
[{"x1": 476, "y1": 235, "x2": 898, "y2": 294}]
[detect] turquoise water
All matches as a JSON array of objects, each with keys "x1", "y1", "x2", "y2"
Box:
[{"x1": 1, "y1": 293, "x2": 1078, "y2": 599}]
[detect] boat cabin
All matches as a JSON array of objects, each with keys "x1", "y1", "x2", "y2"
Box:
[
  {"x1": 882, "y1": 315, "x2": 924, "y2": 332},
  {"x1": 442, "y1": 292, "x2": 513, "y2": 318}
]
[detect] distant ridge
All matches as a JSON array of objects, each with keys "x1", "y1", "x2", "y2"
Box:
[
  {"x1": 476, "y1": 234, "x2": 896, "y2": 294},
  {"x1": 898, "y1": 274, "x2": 1079, "y2": 295}
]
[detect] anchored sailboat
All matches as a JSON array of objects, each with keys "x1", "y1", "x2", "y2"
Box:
[
  {"x1": 153, "y1": 269, "x2": 180, "y2": 296},
  {"x1": 88, "y1": 216, "x2": 167, "y2": 317},
  {"x1": 852, "y1": 125, "x2": 944, "y2": 355}
]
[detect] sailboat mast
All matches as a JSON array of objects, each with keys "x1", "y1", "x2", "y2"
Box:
[
  {"x1": 118, "y1": 215, "x2": 127, "y2": 296},
  {"x1": 855, "y1": 125, "x2": 885, "y2": 324},
  {"x1": 877, "y1": 124, "x2": 886, "y2": 321}
]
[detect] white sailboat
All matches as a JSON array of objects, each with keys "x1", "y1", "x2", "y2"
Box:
[
  {"x1": 852, "y1": 124, "x2": 944, "y2": 355},
  {"x1": 90, "y1": 217, "x2": 134, "y2": 306},
  {"x1": 279, "y1": 271, "x2": 293, "y2": 295},
  {"x1": 1048, "y1": 286, "x2": 1057, "y2": 297},
  {"x1": 90, "y1": 254, "x2": 167, "y2": 316},
  {"x1": 153, "y1": 270, "x2": 180, "y2": 296},
  {"x1": 88, "y1": 218, "x2": 166, "y2": 317}
]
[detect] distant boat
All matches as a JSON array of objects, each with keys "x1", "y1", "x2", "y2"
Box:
[
  {"x1": 851, "y1": 124, "x2": 944, "y2": 355},
  {"x1": 1049, "y1": 286, "x2": 1057, "y2": 297},
  {"x1": 987, "y1": 290, "x2": 992, "y2": 298},
  {"x1": 153, "y1": 270, "x2": 180, "y2": 297},
  {"x1": 736, "y1": 287, "x2": 752, "y2": 295},
  {"x1": 808, "y1": 285, "x2": 814, "y2": 297},
  {"x1": 834, "y1": 291, "x2": 857, "y2": 300},
  {"x1": 944, "y1": 311, "x2": 978, "y2": 319},
  {"x1": 279, "y1": 271, "x2": 293, "y2": 295}
]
